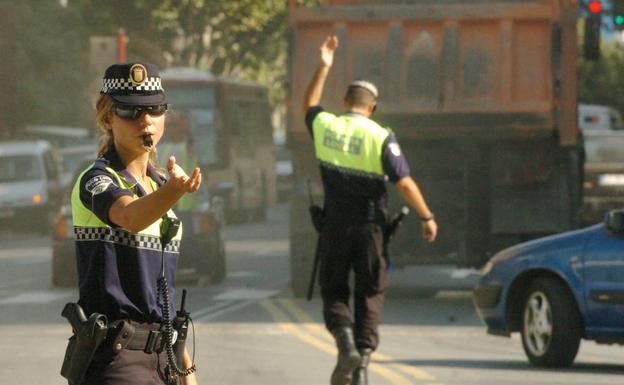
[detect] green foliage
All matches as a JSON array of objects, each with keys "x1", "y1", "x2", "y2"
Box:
[
  {"x1": 0, "y1": 1, "x2": 90, "y2": 137},
  {"x1": 73, "y1": 0, "x2": 289, "y2": 108},
  {"x1": 578, "y1": 44, "x2": 624, "y2": 115}
]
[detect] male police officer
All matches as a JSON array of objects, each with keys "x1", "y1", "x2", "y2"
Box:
[{"x1": 303, "y1": 36, "x2": 438, "y2": 385}]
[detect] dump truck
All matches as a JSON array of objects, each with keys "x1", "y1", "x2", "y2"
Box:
[{"x1": 286, "y1": 0, "x2": 583, "y2": 296}]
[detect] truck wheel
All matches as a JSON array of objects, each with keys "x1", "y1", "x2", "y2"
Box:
[{"x1": 520, "y1": 277, "x2": 581, "y2": 367}]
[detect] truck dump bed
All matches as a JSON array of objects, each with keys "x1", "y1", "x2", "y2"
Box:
[{"x1": 288, "y1": 0, "x2": 577, "y2": 144}]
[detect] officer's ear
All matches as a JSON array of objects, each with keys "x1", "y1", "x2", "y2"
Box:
[{"x1": 369, "y1": 103, "x2": 377, "y2": 115}]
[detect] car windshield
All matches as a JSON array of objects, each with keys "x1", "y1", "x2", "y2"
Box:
[
  {"x1": 61, "y1": 151, "x2": 93, "y2": 173},
  {"x1": 0, "y1": 155, "x2": 42, "y2": 182},
  {"x1": 585, "y1": 135, "x2": 624, "y2": 163}
]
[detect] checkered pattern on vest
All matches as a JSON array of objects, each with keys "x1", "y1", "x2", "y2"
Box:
[{"x1": 74, "y1": 226, "x2": 180, "y2": 252}]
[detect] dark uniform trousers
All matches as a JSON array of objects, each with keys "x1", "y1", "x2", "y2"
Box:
[{"x1": 318, "y1": 216, "x2": 388, "y2": 351}]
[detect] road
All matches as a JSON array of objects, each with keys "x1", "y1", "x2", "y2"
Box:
[{"x1": 1, "y1": 204, "x2": 624, "y2": 385}]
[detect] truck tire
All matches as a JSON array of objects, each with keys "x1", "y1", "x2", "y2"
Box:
[{"x1": 520, "y1": 277, "x2": 581, "y2": 367}]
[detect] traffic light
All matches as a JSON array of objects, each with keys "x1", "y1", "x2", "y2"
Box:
[
  {"x1": 588, "y1": 0, "x2": 602, "y2": 13},
  {"x1": 584, "y1": 0, "x2": 602, "y2": 61},
  {"x1": 614, "y1": 0, "x2": 624, "y2": 30}
]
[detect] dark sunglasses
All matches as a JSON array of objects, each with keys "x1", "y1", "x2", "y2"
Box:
[{"x1": 113, "y1": 104, "x2": 168, "y2": 120}]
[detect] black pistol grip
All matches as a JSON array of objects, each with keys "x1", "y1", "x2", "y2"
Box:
[{"x1": 62, "y1": 303, "x2": 88, "y2": 333}]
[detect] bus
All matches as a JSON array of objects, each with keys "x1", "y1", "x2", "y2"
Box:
[{"x1": 160, "y1": 67, "x2": 277, "y2": 223}]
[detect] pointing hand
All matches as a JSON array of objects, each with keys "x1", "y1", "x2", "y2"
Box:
[{"x1": 166, "y1": 156, "x2": 202, "y2": 193}]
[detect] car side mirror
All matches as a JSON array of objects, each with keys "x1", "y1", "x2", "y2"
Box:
[{"x1": 604, "y1": 209, "x2": 624, "y2": 234}]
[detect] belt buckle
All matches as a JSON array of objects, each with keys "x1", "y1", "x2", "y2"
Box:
[
  {"x1": 144, "y1": 330, "x2": 161, "y2": 354},
  {"x1": 144, "y1": 329, "x2": 178, "y2": 353}
]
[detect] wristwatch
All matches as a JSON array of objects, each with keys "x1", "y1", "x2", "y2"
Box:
[{"x1": 419, "y1": 213, "x2": 434, "y2": 222}]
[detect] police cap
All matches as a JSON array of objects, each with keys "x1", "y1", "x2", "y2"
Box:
[{"x1": 100, "y1": 62, "x2": 166, "y2": 106}]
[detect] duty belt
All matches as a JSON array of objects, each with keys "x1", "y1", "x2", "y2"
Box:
[{"x1": 108, "y1": 320, "x2": 174, "y2": 354}]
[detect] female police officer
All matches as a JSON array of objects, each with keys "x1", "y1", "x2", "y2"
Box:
[{"x1": 69, "y1": 62, "x2": 200, "y2": 385}]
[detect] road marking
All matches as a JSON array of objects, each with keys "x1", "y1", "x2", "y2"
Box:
[
  {"x1": 261, "y1": 299, "x2": 435, "y2": 385},
  {"x1": 213, "y1": 288, "x2": 279, "y2": 301},
  {"x1": 0, "y1": 278, "x2": 39, "y2": 289},
  {"x1": 278, "y1": 299, "x2": 437, "y2": 382},
  {"x1": 194, "y1": 300, "x2": 255, "y2": 322},
  {"x1": 227, "y1": 271, "x2": 258, "y2": 278},
  {"x1": 0, "y1": 291, "x2": 71, "y2": 304},
  {"x1": 192, "y1": 279, "x2": 289, "y2": 321},
  {"x1": 193, "y1": 300, "x2": 239, "y2": 319},
  {"x1": 0, "y1": 246, "x2": 50, "y2": 261}
]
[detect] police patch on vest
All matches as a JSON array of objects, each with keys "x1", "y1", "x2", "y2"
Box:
[
  {"x1": 388, "y1": 142, "x2": 401, "y2": 157},
  {"x1": 323, "y1": 129, "x2": 362, "y2": 155},
  {"x1": 86, "y1": 175, "x2": 114, "y2": 195}
]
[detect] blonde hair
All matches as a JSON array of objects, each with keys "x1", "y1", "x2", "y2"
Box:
[{"x1": 94, "y1": 94, "x2": 159, "y2": 167}]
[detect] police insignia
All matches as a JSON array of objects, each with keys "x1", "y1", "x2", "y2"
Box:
[
  {"x1": 129, "y1": 63, "x2": 147, "y2": 86},
  {"x1": 389, "y1": 142, "x2": 401, "y2": 156},
  {"x1": 86, "y1": 175, "x2": 114, "y2": 195}
]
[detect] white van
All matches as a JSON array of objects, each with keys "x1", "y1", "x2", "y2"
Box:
[
  {"x1": 0, "y1": 141, "x2": 63, "y2": 232},
  {"x1": 578, "y1": 103, "x2": 624, "y2": 131}
]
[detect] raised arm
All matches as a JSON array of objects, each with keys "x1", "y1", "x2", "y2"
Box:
[{"x1": 303, "y1": 35, "x2": 339, "y2": 112}]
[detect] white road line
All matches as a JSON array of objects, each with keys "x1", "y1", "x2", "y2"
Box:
[
  {"x1": 194, "y1": 300, "x2": 255, "y2": 321},
  {"x1": 0, "y1": 291, "x2": 72, "y2": 304},
  {"x1": 0, "y1": 278, "x2": 39, "y2": 289},
  {"x1": 214, "y1": 288, "x2": 280, "y2": 301},
  {"x1": 192, "y1": 279, "x2": 289, "y2": 321},
  {"x1": 192, "y1": 300, "x2": 238, "y2": 319},
  {"x1": 227, "y1": 271, "x2": 258, "y2": 278},
  {"x1": 0, "y1": 247, "x2": 50, "y2": 261}
]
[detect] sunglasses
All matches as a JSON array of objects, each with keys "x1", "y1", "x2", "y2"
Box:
[{"x1": 113, "y1": 104, "x2": 168, "y2": 120}]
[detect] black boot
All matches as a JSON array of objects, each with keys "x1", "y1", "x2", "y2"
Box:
[
  {"x1": 351, "y1": 348, "x2": 372, "y2": 385},
  {"x1": 330, "y1": 327, "x2": 360, "y2": 385}
]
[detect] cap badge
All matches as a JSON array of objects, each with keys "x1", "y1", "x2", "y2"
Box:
[{"x1": 129, "y1": 64, "x2": 147, "y2": 86}]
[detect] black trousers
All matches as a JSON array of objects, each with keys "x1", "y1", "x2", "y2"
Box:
[{"x1": 317, "y1": 221, "x2": 388, "y2": 351}]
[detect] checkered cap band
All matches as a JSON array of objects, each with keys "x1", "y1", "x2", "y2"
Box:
[
  {"x1": 74, "y1": 226, "x2": 180, "y2": 253},
  {"x1": 101, "y1": 77, "x2": 163, "y2": 94}
]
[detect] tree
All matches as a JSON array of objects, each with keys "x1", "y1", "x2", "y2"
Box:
[
  {"x1": 73, "y1": 0, "x2": 288, "y2": 108},
  {"x1": 0, "y1": 1, "x2": 90, "y2": 137},
  {"x1": 578, "y1": 43, "x2": 624, "y2": 115}
]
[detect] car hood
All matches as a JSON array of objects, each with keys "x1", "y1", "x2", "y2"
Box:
[
  {"x1": 0, "y1": 180, "x2": 46, "y2": 207},
  {"x1": 488, "y1": 225, "x2": 600, "y2": 266}
]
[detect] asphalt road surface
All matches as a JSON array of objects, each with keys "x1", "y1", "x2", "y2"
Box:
[{"x1": 1, "y1": 204, "x2": 623, "y2": 385}]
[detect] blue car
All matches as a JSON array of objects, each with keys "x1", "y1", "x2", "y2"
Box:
[{"x1": 473, "y1": 209, "x2": 624, "y2": 367}]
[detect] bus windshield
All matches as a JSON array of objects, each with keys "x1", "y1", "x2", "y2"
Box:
[{"x1": 165, "y1": 85, "x2": 220, "y2": 166}]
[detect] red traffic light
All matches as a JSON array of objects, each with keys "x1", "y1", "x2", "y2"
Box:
[{"x1": 588, "y1": 0, "x2": 602, "y2": 13}]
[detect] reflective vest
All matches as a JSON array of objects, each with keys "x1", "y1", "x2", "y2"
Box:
[
  {"x1": 71, "y1": 164, "x2": 182, "y2": 243},
  {"x1": 312, "y1": 112, "x2": 390, "y2": 178}
]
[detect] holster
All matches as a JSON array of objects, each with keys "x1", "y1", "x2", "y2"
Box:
[{"x1": 60, "y1": 310, "x2": 108, "y2": 385}]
